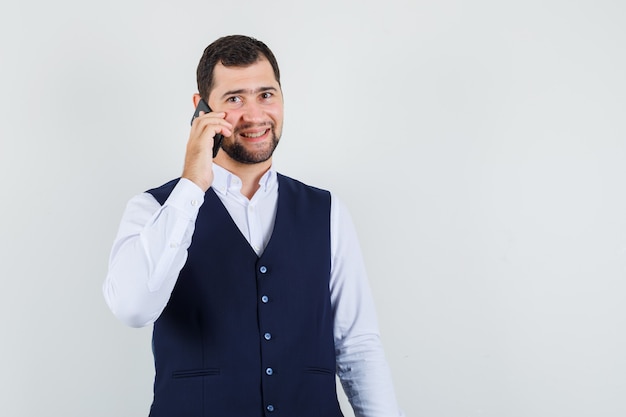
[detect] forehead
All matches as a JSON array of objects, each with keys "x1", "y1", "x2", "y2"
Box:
[{"x1": 210, "y1": 57, "x2": 280, "y2": 96}]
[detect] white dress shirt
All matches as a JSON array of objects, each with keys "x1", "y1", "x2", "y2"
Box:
[{"x1": 103, "y1": 164, "x2": 403, "y2": 417}]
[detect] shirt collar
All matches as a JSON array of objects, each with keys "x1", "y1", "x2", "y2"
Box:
[{"x1": 212, "y1": 163, "x2": 277, "y2": 197}]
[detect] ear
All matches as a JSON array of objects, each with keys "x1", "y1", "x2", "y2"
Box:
[{"x1": 192, "y1": 93, "x2": 202, "y2": 108}]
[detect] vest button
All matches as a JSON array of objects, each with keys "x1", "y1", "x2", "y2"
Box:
[
  {"x1": 259, "y1": 265, "x2": 268, "y2": 274},
  {"x1": 266, "y1": 404, "x2": 275, "y2": 412},
  {"x1": 261, "y1": 295, "x2": 269, "y2": 303},
  {"x1": 264, "y1": 332, "x2": 272, "y2": 340},
  {"x1": 266, "y1": 367, "x2": 274, "y2": 376}
]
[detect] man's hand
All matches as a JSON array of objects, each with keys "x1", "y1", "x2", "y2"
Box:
[{"x1": 182, "y1": 111, "x2": 232, "y2": 192}]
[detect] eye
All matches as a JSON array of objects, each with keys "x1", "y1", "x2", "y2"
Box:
[
  {"x1": 261, "y1": 92, "x2": 273, "y2": 100},
  {"x1": 226, "y1": 96, "x2": 242, "y2": 104}
]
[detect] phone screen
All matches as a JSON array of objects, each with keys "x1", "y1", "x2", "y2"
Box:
[{"x1": 191, "y1": 99, "x2": 224, "y2": 158}]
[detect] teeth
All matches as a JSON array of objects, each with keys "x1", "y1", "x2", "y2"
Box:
[{"x1": 242, "y1": 130, "x2": 266, "y2": 138}]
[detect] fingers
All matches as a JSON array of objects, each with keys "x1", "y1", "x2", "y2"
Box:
[{"x1": 191, "y1": 111, "x2": 233, "y2": 139}]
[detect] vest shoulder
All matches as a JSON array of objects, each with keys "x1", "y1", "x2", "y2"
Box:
[
  {"x1": 146, "y1": 178, "x2": 181, "y2": 206},
  {"x1": 277, "y1": 173, "x2": 330, "y2": 198}
]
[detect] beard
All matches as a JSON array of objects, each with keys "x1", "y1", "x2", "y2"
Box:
[{"x1": 221, "y1": 124, "x2": 281, "y2": 164}]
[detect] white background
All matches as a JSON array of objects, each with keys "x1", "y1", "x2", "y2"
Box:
[{"x1": 1, "y1": 1, "x2": 626, "y2": 416}]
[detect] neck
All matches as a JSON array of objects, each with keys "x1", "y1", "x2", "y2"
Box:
[{"x1": 214, "y1": 157, "x2": 272, "y2": 200}]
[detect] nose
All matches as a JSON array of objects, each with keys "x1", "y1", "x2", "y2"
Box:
[{"x1": 241, "y1": 101, "x2": 265, "y2": 123}]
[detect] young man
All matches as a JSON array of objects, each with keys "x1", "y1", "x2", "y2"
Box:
[{"x1": 104, "y1": 35, "x2": 403, "y2": 417}]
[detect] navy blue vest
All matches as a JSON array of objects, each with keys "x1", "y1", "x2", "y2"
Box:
[{"x1": 146, "y1": 174, "x2": 343, "y2": 417}]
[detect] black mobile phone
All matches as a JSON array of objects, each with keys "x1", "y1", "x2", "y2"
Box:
[{"x1": 191, "y1": 99, "x2": 224, "y2": 158}]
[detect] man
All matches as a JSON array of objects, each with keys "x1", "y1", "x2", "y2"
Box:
[{"x1": 104, "y1": 35, "x2": 403, "y2": 417}]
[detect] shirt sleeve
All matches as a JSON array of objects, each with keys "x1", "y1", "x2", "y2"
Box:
[
  {"x1": 102, "y1": 178, "x2": 205, "y2": 328},
  {"x1": 329, "y1": 195, "x2": 405, "y2": 417}
]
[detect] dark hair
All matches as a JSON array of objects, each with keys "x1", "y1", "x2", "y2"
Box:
[{"x1": 197, "y1": 35, "x2": 281, "y2": 100}]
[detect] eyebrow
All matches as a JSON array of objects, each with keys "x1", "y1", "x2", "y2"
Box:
[{"x1": 220, "y1": 86, "x2": 278, "y2": 99}]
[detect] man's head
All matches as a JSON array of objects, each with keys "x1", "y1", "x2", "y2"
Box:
[
  {"x1": 195, "y1": 35, "x2": 283, "y2": 166},
  {"x1": 197, "y1": 35, "x2": 281, "y2": 101}
]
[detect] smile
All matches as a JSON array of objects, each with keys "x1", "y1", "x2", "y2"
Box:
[{"x1": 241, "y1": 129, "x2": 270, "y2": 139}]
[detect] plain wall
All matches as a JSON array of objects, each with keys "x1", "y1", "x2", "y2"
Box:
[{"x1": 1, "y1": 0, "x2": 626, "y2": 416}]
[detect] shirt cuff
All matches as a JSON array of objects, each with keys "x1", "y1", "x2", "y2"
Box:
[{"x1": 163, "y1": 178, "x2": 206, "y2": 218}]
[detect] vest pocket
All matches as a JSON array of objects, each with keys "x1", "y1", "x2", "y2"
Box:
[
  {"x1": 303, "y1": 366, "x2": 335, "y2": 376},
  {"x1": 172, "y1": 368, "x2": 221, "y2": 378}
]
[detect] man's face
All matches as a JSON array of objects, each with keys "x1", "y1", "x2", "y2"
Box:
[{"x1": 207, "y1": 57, "x2": 283, "y2": 165}]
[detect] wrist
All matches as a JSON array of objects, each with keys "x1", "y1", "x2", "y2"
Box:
[{"x1": 181, "y1": 172, "x2": 212, "y2": 193}]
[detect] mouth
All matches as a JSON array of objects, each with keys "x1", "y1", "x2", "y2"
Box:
[
  {"x1": 241, "y1": 129, "x2": 269, "y2": 138},
  {"x1": 239, "y1": 128, "x2": 271, "y2": 142}
]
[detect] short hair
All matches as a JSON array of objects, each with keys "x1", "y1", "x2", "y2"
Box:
[{"x1": 197, "y1": 35, "x2": 281, "y2": 100}]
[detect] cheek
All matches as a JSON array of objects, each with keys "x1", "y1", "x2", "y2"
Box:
[
  {"x1": 225, "y1": 111, "x2": 243, "y2": 126},
  {"x1": 268, "y1": 107, "x2": 284, "y2": 124}
]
